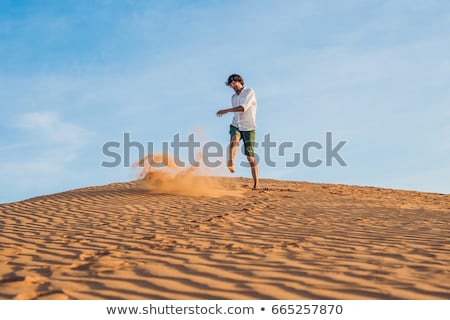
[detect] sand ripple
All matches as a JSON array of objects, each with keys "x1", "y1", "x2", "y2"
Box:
[{"x1": 0, "y1": 178, "x2": 449, "y2": 299}]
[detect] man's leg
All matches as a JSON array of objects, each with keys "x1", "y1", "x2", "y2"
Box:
[
  {"x1": 247, "y1": 156, "x2": 259, "y2": 189},
  {"x1": 242, "y1": 130, "x2": 258, "y2": 189},
  {"x1": 228, "y1": 135, "x2": 240, "y2": 173}
]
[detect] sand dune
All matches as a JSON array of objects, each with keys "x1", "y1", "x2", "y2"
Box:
[{"x1": 0, "y1": 177, "x2": 449, "y2": 299}]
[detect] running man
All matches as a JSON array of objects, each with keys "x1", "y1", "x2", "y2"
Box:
[{"x1": 216, "y1": 74, "x2": 259, "y2": 189}]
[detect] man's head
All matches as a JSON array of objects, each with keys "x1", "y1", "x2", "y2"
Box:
[{"x1": 225, "y1": 74, "x2": 244, "y2": 91}]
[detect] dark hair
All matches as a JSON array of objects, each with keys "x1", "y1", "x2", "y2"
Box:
[{"x1": 225, "y1": 74, "x2": 244, "y2": 86}]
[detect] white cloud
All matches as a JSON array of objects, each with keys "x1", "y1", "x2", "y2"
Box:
[
  {"x1": 15, "y1": 112, "x2": 90, "y2": 148},
  {"x1": 0, "y1": 112, "x2": 92, "y2": 202}
]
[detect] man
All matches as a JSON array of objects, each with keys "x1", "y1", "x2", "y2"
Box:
[{"x1": 216, "y1": 74, "x2": 259, "y2": 189}]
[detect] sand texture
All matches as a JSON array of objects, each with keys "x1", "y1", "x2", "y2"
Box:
[{"x1": 0, "y1": 177, "x2": 449, "y2": 299}]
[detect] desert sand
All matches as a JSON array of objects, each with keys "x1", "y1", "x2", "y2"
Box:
[{"x1": 0, "y1": 176, "x2": 449, "y2": 299}]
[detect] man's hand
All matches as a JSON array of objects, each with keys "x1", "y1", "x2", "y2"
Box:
[
  {"x1": 216, "y1": 106, "x2": 244, "y2": 117},
  {"x1": 216, "y1": 109, "x2": 228, "y2": 117}
]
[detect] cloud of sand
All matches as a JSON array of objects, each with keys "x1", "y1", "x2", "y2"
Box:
[{"x1": 133, "y1": 153, "x2": 242, "y2": 197}]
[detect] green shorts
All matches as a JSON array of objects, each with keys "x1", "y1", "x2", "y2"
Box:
[{"x1": 229, "y1": 125, "x2": 256, "y2": 157}]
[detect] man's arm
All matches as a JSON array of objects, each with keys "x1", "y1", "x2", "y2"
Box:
[{"x1": 216, "y1": 106, "x2": 244, "y2": 117}]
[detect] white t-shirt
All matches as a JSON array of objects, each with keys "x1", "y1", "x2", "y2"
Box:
[{"x1": 230, "y1": 87, "x2": 257, "y2": 131}]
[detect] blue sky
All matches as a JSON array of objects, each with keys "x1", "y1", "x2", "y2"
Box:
[{"x1": 1, "y1": 0, "x2": 449, "y2": 203}]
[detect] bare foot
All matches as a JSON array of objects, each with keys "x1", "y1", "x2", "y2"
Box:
[
  {"x1": 227, "y1": 160, "x2": 235, "y2": 173},
  {"x1": 252, "y1": 183, "x2": 259, "y2": 190}
]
